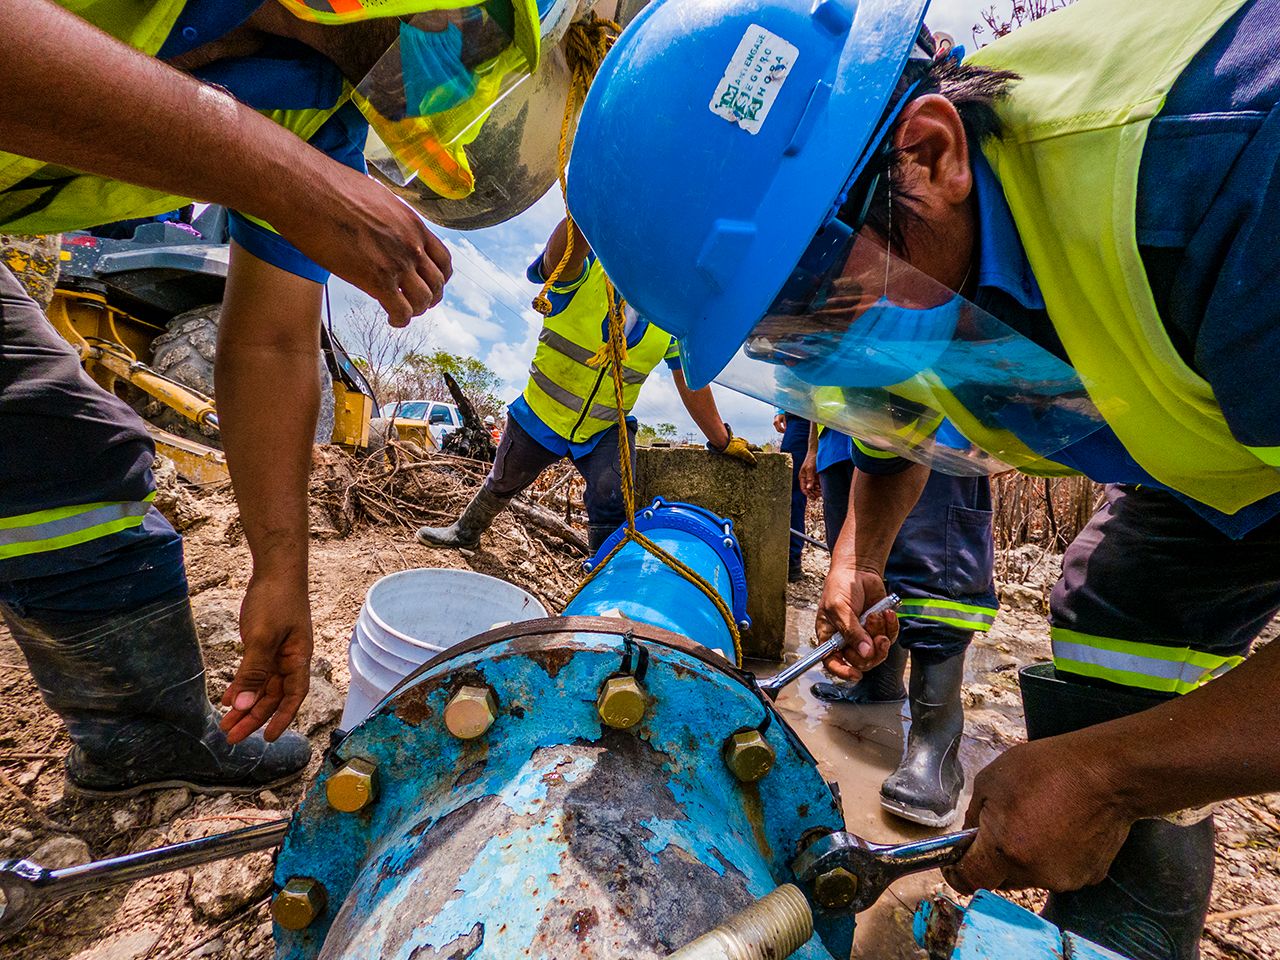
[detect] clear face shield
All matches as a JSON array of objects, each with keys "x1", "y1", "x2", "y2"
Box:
[
  {"x1": 711, "y1": 218, "x2": 1111, "y2": 474},
  {"x1": 353, "y1": 0, "x2": 633, "y2": 230}
]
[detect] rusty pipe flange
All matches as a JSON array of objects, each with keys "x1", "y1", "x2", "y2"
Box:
[{"x1": 274, "y1": 623, "x2": 846, "y2": 960}]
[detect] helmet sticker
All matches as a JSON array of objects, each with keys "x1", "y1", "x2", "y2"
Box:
[{"x1": 709, "y1": 25, "x2": 799, "y2": 135}]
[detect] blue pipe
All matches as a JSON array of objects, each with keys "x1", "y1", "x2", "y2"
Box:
[{"x1": 565, "y1": 499, "x2": 750, "y2": 659}]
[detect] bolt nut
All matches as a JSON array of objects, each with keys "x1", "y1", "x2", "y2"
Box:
[
  {"x1": 325, "y1": 757, "x2": 378, "y2": 813},
  {"x1": 272, "y1": 877, "x2": 327, "y2": 930},
  {"x1": 444, "y1": 685, "x2": 497, "y2": 740},
  {"x1": 723, "y1": 730, "x2": 775, "y2": 783},
  {"x1": 597, "y1": 675, "x2": 646, "y2": 729},
  {"x1": 813, "y1": 867, "x2": 859, "y2": 910}
]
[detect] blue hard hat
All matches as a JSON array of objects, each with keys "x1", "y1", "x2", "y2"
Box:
[{"x1": 568, "y1": 0, "x2": 931, "y2": 388}]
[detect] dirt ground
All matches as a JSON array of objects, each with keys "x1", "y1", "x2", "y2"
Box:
[{"x1": 1, "y1": 463, "x2": 1277, "y2": 959}]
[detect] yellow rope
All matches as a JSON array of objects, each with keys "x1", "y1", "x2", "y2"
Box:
[
  {"x1": 533, "y1": 15, "x2": 620, "y2": 316},
  {"x1": 540, "y1": 16, "x2": 745, "y2": 664}
]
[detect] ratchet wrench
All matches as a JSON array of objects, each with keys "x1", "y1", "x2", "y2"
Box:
[
  {"x1": 794, "y1": 827, "x2": 978, "y2": 914},
  {"x1": 0, "y1": 817, "x2": 288, "y2": 940},
  {"x1": 760, "y1": 594, "x2": 901, "y2": 699}
]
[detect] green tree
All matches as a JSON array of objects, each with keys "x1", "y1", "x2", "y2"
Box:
[
  {"x1": 636, "y1": 421, "x2": 679, "y2": 446},
  {"x1": 394, "y1": 349, "x2": 506, "y2": 420}
]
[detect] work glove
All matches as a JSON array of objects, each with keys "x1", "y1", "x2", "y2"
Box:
[{"x1": 708, "y1": 423, "x2": 758, "y2": 467}]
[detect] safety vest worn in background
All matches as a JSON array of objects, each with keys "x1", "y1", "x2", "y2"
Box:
[
  {"x1": 968, "y1": 0, "x2": 1278, "y2": 515},
  {"x1": 523, "y1": 260, "x2": 673, "y2": 444}
]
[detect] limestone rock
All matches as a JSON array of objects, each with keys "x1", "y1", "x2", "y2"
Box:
[
  {"x1": 71, "y1": 930, "x2": 160, "y2": 960},
  {"x1": 295, "y1": 670, "x2": 344, "y2": 736},
  {"x1": 188, "y1": 848, "x2": 274, "y2": 921},
  {"x1": 151, "y1": 787, "x2": 193, "y2": 825},
  {"x1": 32, "y1": 834, "x2": 91, "y2": 868}
]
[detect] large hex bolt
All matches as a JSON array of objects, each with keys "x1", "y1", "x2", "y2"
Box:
[
  {"x1": 272, "y1": 877, "x2": 327, "y2": 930},
  {"x1": 813, "y1": 867, "x2": 859, "y2": 910},
  {"x1": 597, "y1": 675, "x2": 646, "y2": 729},
  {"x1": 723, "y1": 730, "x2": 776, "y2": 783},
  {"x1": 444, "y1": 685, "x2": 498, "y2": 740},
  {"x1": 325, "y1": 757, "x2": 379, "y2": 813}
]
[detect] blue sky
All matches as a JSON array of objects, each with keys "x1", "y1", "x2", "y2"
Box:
[{"x1": 328, "y1": 0, "x2": 993, "y2": 446}]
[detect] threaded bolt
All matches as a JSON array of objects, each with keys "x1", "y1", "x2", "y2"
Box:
[
  {"x1": 813, "y1": 867, "x2": 858, "y2": 910},
  {"x1": 272, "y1": 877, "x2": 327, "y2": 930},
  {"x1": 723, "y1": 730, "x2": 775, "y2": 783},
  {"x1": 444, "y1": 685, "x2": 497, "y2": 740},
  {"x1": 325, "y1": 757, "x2": 378, "y2": 813},
  {"x1": 666, "y1": 883, "x2": 813, "y2": 958},
  {"x1": 597, "y1": 675, "x2": 646, "y2": 729}
]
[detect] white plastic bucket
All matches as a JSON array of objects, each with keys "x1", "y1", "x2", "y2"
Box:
[{"x1": 340, "y1": 568, "x2": 548, "y2": 729}]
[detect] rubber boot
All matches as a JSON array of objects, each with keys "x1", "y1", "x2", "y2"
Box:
[
  {"x1": 416, "y1": 486, "x2": 509, "y2": 548},
  {"x1": 811, "y1": 641, "x2": 908, "y2": 703},
  {"x1": 588, "y1": 523, "x2": 621, "y2": 556},
  {"x1": 1021, "y1": 663, "x2": 1215, "y2": 960},
  {"x1": 879, "y1": 651, "x2": 966, "y2": 827},
  {"x1": 2, "y1": 595, "x2": 312, "y2": 797}
]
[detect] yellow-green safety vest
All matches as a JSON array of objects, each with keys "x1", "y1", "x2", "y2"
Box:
[
  {"x1": 969, "y1": 0, "x2": 1278, "y2": 515},
  {"x1": 523, "y1": 260, "x2": 677, "y2": 444}
]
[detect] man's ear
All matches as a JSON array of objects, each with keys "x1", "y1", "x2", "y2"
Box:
[{"x1": 891, "y1": 94, "x2": 972, "y2": 207}]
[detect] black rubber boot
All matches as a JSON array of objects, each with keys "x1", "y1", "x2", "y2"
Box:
[
  {"x1": 416, "y1": 486, "x2": 509, "y2": 548},
  {"x1": 1021, "y1": 663, "x2": 1215, "y2": 960},
  {"x1": 588, "y1": 523, "x2": 621, "y2": 555},
  {"x1": 880, "y1": 651, "x2": 966, "y2": 827},
  {"x1": 811, "y1": 641, "x2": 908, "y2": 703},
  {"x1": 2, "y1": 595, "x2": 312, "y2": 797}
]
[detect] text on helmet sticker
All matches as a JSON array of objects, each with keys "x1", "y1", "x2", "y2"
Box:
[{"x1": 709, "y1": 25, "x2": 799, "y2": 135}]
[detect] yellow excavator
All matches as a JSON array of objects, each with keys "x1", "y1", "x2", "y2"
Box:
[{"x1": 5, "y1": 208, "x2": 433, "y2": 485}]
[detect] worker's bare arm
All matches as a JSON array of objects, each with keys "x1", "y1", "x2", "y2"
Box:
[
  {"x1": 947, "y1": 637, "x2": 1280, "y2": 894},
  {"x1": 540, "y1": 219, "x2": 590, "y2": 282},
  {"x1": 0, "y1": 0, "x2": 450, "y2": 325},
  {"x1": 817, "y1": 462, "x2": 928, "y2": 674},
  {"x1": 672, "y1": 369, "x2": 731, "y2": 449},
  {"x1": 212, "y1": 244, "x2": 321, "y2": 743}
]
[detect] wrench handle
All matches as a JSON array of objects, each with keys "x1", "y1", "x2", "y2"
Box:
[
  {"x1": 875, "y1": 828, "x2": 977, "y2": 873},
  {"x1": 39, "y1": 818, "x2": 287, "y2": 902}
]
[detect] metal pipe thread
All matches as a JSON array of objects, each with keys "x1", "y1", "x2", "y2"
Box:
[{"x1": 667, "y1": 884, "x2": 814, "y2": 960}]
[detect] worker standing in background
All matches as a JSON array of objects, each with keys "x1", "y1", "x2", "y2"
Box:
[
  {"x1": 571, "y1": 1, "x2": 1280, "y2": 957},
  {"x1": 417, "y1": 218, "x2": 758, "y2": 555},
  {"x1": 775, "y1": 409, "x2": 810, "y2": 581},
  {"x1": 801, "y1": 425, "x2": 997, "y2": 827},
  {"x1": 0, "y1": 0, "x2": 556, "y2": 795}
]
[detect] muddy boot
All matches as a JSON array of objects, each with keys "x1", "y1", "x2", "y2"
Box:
[
  {"x1": 811, "y1": 641, "x2": 908, "y2": 703},
  {"x1": 588, "y1": 523, "x2": 623, "y2": 556},
  {"x1": 2, "y1": 595, "x2": 312, "y2": 797},
  {"x1": 880, "y1": 651, "x2": 965, "y2": 827},
  {"x1": 1021, "y1": 663, "x2": 1214, "y2": 960},
  {"x1": 416, "y1": 487, "x2": 509, "y2": 548}
]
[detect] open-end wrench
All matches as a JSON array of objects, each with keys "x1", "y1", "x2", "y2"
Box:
[
  {"x1": 792, "y1": 827, "x2": 978, "y2": 915},
  {"x1": 760, "y1": 594, "x2": 901, "y2": 700},
  {"x1": 0, "y1": 818, "x2": 288, "y2": 940}
]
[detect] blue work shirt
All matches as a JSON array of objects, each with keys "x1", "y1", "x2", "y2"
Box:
[
  {"x1": 858, "y1": 2, "x2": 1280, "y2": 537},
  {"x1": 505, "y1": 253, "x2": 681, "y2": 459},
  {"x1": 160, "y1": 1, "x2": 369, "y2": 283}
]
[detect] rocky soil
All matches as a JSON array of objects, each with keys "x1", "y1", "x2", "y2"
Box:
[{"x1": 1, "y1": 460, "x2": 1276, "y2": 959}]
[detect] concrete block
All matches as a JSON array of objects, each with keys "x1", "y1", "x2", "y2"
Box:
[{"x1": 635, "y1": 447, "x2": 789, "y2": 660}]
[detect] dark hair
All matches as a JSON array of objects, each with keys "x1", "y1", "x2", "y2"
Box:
[{"x1": 838, "y1": 53, "x2": 1020, "y2": 253}]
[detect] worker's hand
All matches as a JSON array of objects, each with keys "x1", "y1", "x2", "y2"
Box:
[
  {"x1": 268, "y1": 164, "x2": 452, "y2": 328},
  {"x1": 943, "y1": 735, "x2": 1132, "y2": 893},
  {"x1": 221, "y1": 572, "x2": 314, "y2": 744},
  {"x1": 773, "y1": 413, "x2": 787, "y2": 434},
  {"x1": 799, "y1": 452, "x2": 820, "y2": 499},
  {"x1": 816, "y1": 564, "x2": 897, "y2": 680},
  {"x1": 708, "y1": 422, "x2": 758, "y2": 467}
]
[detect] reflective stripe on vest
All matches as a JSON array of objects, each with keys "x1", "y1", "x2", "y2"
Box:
[
  {"x1": 970, "y1": 0, "x2": 1277, "y2": 513},
  {"x1": 898, "y1": 598, "x2": 996, "y2": 633},
  {"x1": 1051, "y1": 626, "x2": 1242, "y2": 696},
  {"x1": 522, "y1": 261, "x2": 673, "y2": 443},
  {"x1": 0, "y1": 493, "x2": 157, "y2": 560}
]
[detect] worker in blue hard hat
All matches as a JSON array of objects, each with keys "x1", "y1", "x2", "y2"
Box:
[
  {"x1": 801, "y1": 422, "x2": 997, "y2": 829},
  {"x1": 417, "y1": 218, "x2": 758, "y2": 555},
  {"x1": 569, "y1": 0, "x2": 1280, "y2": 956}
]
